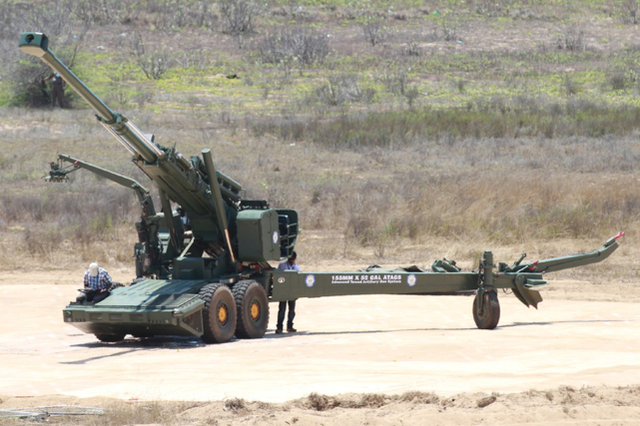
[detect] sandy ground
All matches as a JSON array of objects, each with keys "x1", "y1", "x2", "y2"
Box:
[{"x1": 0, "y1": 271, "x2": 639, "y2": 424}]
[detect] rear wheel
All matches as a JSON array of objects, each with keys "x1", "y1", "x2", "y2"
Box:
[
  {"x1": 199, "y1": 283, "x2": 236, "y2": 344},
  {"x1": 473, "y1": 290, "x2": 500, "y2": 329},
  {"x1": 233, "y1": 280, "x2": 269, "y2": 339},
  {"x1": 95, "y1": 333, "x2": 126, "y2": 342}
]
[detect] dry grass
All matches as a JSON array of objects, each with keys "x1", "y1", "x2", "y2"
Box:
[{"x1": 0, "y1": 107, "x2": 638, "y2": 282}]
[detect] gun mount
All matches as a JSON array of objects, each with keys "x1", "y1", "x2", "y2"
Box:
[
  {"x1": 22, "y1": 32, "x2": 623, "y2": 344},
  {"x1": 45, "y1": 154, "x2": 181, "y2": 278},
  {"x1": 46, "y1": 153, "x2": 156, "y2": 212}
]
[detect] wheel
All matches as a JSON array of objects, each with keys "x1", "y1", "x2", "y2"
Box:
[
  {"x1": 95, "y1": 333, "x2": 126, "y2": 342},
  {"x1": 473, "y1": 290, "x2": 500, "y2": 329},
  {"x1": 233, "y1": 280, "x2": 269, "y2": 339},
  {"x1": 199, "y1": 283, "x2": 237, "y2": 344}
]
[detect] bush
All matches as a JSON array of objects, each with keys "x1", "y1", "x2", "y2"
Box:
[
  {"x1": 619, "y1": 0, "x2": 640, "y2": 25},
  {"x1": 361, "y1": 15, "x2": 386, "y2": 46},
  {"x1": 74, "y1": 0, "x2": 139, "y2": 25},
  {"x1": 257, "y1": 26, "x2": 329, "y2": 67},
  {"x1": 432, "y1": 11, "x2": 460, "y2": 42},
  {"x1": 608, "y1": 72, "x2": 629, "y2": 91},
  {"x1": 146, "y1": 0, "x2": 218, "y2": 30},
  {"x1": 315, "y1": 75, "x2": 376, "y2": 106},
  {"x1": 130, "y1": 33, "x2": 175, "y2": 80},
  {"x1": 219, "y1": 0, "x2": 263, "y2": 34},
  {"x1": 553, "y1": 25, "x2": 585, "y2": 51}
]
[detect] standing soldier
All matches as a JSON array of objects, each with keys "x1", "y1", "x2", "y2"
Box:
[
  {"x1": 42, "y1": 72, "x2": 66, "y2": 108},
  {"x1": 276, "y1": 251, "x2": 301, "y2": 334}
]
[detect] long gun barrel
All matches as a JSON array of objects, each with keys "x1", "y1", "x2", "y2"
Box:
[{"x1": 20, "y1": 32, "x2": 163, "y2": 164}]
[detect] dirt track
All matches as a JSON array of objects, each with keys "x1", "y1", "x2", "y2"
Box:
[{"x1": 1, "y1": 276, "x2": 639, "y2": 403}]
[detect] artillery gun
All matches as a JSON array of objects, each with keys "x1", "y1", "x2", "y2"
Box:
[{"x1": 21, "y1": 32, "x2": 623, "y2": 344}]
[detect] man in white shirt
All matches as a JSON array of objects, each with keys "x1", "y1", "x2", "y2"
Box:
[{"x1": 276, "y1": 251, "x2": 300, "y2": 334}]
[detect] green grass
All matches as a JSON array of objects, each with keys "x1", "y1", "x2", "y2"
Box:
[{"x1": 43, "y1": 44, "x2": 640, "y2": 118}]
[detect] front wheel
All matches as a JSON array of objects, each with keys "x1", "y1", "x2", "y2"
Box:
[
  {"x1": 199, "y1": 283, "x2": 237, "y2": 344},
  {"x1": 473, "y1": 290, "x2": 500, "y2": 329}
]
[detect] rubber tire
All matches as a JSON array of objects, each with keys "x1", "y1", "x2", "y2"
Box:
[
  {"x1": 95, "y1": 333, "x2": 126, "y2": 342},
  {"x1": 473, "y1": 290, "x2": 500, "y2": 329},
  {"x1": 199, "y1": 283, "x2": 237, "y2": 344},
  {"x1": 233, "y1": 280, "x2": 269, "y2": 339}
]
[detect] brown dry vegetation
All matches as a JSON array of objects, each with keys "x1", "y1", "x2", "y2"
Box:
[{"x1": 1, "y1": 108, "x2": 638, "y2": 287}]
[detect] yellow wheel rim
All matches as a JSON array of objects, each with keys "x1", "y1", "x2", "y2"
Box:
[
  {"x1": 218, "y1": 304, "x2": 228, "y2": 324},
  {"x1": 250, "y1": 301, "x2": 260, "y2": 321}
]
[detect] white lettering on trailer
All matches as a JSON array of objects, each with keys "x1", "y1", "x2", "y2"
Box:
[{"x1": 331, "y1": 274, "x2": 403, "y2": 284}]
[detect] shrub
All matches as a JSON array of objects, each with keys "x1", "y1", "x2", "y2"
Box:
[
  {"x1": 130, "y1": 33, "x2": 175, "y2": 80},
  {"x1": 361, "y1": 15, "x2": 386, "y2": 46},
  {"x1": 315, "y1": 75, "x2": 376, "y2": 106},
  {"x1": 620, "y1": 0, "x2": 640, "y2": 25},
  {"x1": 432, "y1": 11, "x2": 460, "y2": 41},
  {"x1": 404, "y1": 41, "x2": 421, "y2": 56},
  {"x1": 219, "y1": 0, "x2": 263, "y2": 34},
  {"x1": 553, "y1": 25, "x2": 585, "y2": 51},
  {"x1": 74, "y1": 0, "x2": 140, "y2": 25},
  {"x1": 147, "y1": 0, "x2": 218, "y2": 30},
  {"x1": 608, "y1": 72, "x2": 629, "y2": 91},
  {"x1": 380, "y1": 67, "x2": 409, "y2": 95},
  {"x1": 257, "y1": 26, "x2": 329, "y2": 67}
]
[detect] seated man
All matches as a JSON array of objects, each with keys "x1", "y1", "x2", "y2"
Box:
[{"x1": 77, "y1": 262, "x2": 113, "y2": 304}]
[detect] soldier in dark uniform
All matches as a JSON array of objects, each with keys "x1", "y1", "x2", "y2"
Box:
[
  {"x1": 42, "y1": 72, "x2": 66, "y2": 108},
  {"x1": 276, "y1": 251, "x2": 301, "y2": 334}
]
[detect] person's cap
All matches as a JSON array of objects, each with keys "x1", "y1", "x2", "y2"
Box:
[
  {"x1": 289, "y1": 251, "x2": 297, "y2": 260},
  {"x1": 89, "y1": 262, "x2": 99, "y2": 277}
]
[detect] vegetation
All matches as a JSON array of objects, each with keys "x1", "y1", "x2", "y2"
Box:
[{"x1": 0, "y1": 0, "x2": 638, "y2": 276}]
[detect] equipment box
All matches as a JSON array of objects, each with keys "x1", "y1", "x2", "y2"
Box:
[{"x1": 237, "y1": 209, "x2": 280, "y2": 262}]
